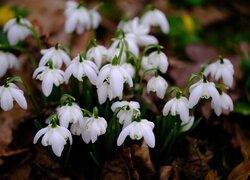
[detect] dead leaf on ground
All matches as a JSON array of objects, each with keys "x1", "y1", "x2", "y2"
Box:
[
  {"x1": 0, "y1": 108, "x2": 28, "y2": 149},
  {"x1": 204, "y1": 170, "x2": 218, "y2": 180},
  {"x1": 192, "y1": 6, "x2": 230, "y2": 26},
  {"x1": 184, "y1": 137, "x2": 213, "y2": 178},
  {"x1": 159, "y1": 166, "x2": 173, "y2": 180},
  {"x1": 228, "y1": 160, "x2": 250, "y2": 180},
  {"x1": 101, "y1": 148, "x2": 139, "y2": 180},
  {"x1": 131, "y1": 141, "x2": 156, "y2": 179},
  {"x1": 224, "y1": 121, "x2": 250, "y2": 159}
]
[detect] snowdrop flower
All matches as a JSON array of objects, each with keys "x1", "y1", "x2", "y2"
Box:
[
  {"x1": 181, "y1": 116, "x2": 194, "y2": 132},
  {"x1": 64, "y1": 54, "x2": 99, "y2": 85},
  {"x1": 107, "y1": 46, "x2": 127, "y2": 64},
  {"x1": 121, "y1": 63, "x2": 135, "y2": 78},
  {"x1": 111, "y1": 101, "x2": 140, "y2": 128},
  {"x1": 33, "y1": 124, "x2": 72, "y2": 157},
  {"x1": 89, "y1": 8, "x2": 101, "y2": 29},
  {"x1": 211, "y1": 92, "x2": 234, "y2": 116},
  {"x1": 142, "y1": 51, "x2": 168, "y2": 73},
  {"x1": 0, "y1": 83, "x2": 27, "y2": 111},
  {"x1": 189, "y1": 79, "x2": 221, "y2": 108},
  {"x1": 110, "y1": 34, "x2": 139, "y2": 58},
  {"x1": 117, "y1": 119, "x2": 155, "y2": 148},
  {"x1": 0, "y1": 51, "x2": 19, "y2": 78},
  {"x1": 64, "y1": 1, "x2": 91, "y2": 34},
  {"x1": 86, "y1": 45, "x2": 107, "y2": 68},
  {"x1": 120, "y1": 17, "x2": 158, "y2": 46},
  {"x1": 163, "y1": 96, "x2": 189, "y2": 122},
  {"x1": 39, "y1": 46, "x2": 71, "y2": 68},
  {"x1": 97, "y1": 82, "x2": 114, "y2": 104},
  {"x1": 57, "y1": 102, "x2": 84, "y2": 128},
  {"x1": 33, "y1": 64, "x2": 64, "y2": 96},
  {"x1": 204, "y1": 58, "x2": 234, "y2": 87},
  {"x1": 70, "y1": 121, "x2": 85, "y2": 136},
  {"x1": 147, "y1": 75, "x2": 168, "y2": 99},
  {"x1": 96, "y1": 64, "x2": 133, "y2": 103},
  {"x1": 81, "y1": 116, "x2": 107, "y2": 143},
  {"x1": 3, "y1": 17, "x2": 32, "y2": 45},
  {"x1": 141, "y1": 8, "x2": 170, "y2": 34}
]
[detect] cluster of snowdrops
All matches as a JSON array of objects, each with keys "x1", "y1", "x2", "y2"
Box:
[{"x1": 0, "y1": 1, "x2": 234, "y2": 157}]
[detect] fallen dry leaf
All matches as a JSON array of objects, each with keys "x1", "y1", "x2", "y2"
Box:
[
  {"x1": 184, "y1": 137, "x2": 213, "y2": 178},
  {"x1": 131, "y1": 141, "x2": 156, "y2": 179},
  {"x1": 101, "y1": 148, "x2": 139, "y2": 180},
  {"x1": 159, "y1": 166, "x2": 173, "y2": 180},
  {"x1": 192, "y1": 6, "x2": 230, "y2": 26},
  {"x1": 204, "y1": 170, "x2": 218, "y2": 180},
  {"x1": 228, "y1": 160, "x2": 250, "y2": 180}
]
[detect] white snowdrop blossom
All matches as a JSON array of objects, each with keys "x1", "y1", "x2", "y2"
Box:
[
  {"x1": 81, "y1": 116, "x2": 107, "y2": 143},
  {"x1": 163, "y1": 96, "x2": 190, "y2": 123},
  {"x1": 120, "y1": 17, "x2": 158, "y2": 46},
  {"x1": 70, "y1": 117, "x2": 88, "y2": 136},
  {"x1": 3, "y1": 17, "x2": 32, "y2": 45},
  {"x1": 189, "y1": 79, "x2": 221, "y2": 108},
  {"x1": 64, "y1": 54, "x2": 99, "y2": 85},
  {"x1": 0, "y1": 83, "x2": 27, "y2": 111},
  {"x1": 96, "y1": 64, "x2": 133, "y2": 103},
  {"x1": 39, "y1": 47, "x2": 71, "y2": 68},
  {"x1": 64, "y1": 1, "x2": 91, "y2": 34},
  {"x1": 181, "y1": 116, "x2": 194, "y2": 132},
  {"x1": 147, "y1": 75, "x2": 168, "y2": 99},
  {"x1": 111, "y1": 101, "x2": 140, "y2": 128},
  {"x1": 117, "y1": 119, "x2": 155, "y2": 148},
  {"x1": 110, "y1": 34, "x2": 139, "y2": 58},
  {"x1": 57, "y1": 102, "x2": 84, "y2": 128},
  {"x1": 89, "y1": 8, "x2": 101, "y2": 29},
  {"x1": 33, "y1": 66, "x2": 65, "y2": 97},
  {"x1": 142, "y1": 51, "x2": 168, "y2": 73},
  {"x1": 141, "y1": 9, "x2": 170, "y2": 34},
  {"x1": 86, "y1": 45, "x2": 107, "y2": 68},
  {"x1": 204, "y1": 58, "x2": 234, "y2": 87},
  {"x1": 97, "y1": 82, "x2": 113, "y2": 104},
  {"x1": 107, "y1": 46, "x2": 127, "y2": 64},
  {"x1": 33, "y1": 124, "x2": 72, "y2": 157},
  {"x1": 121, "y1": 63, "x2": 135, "y2": 78},
  {"x1": 0, "y1": 51, "x2": 19, "y2": 78},
  {"x1": 211, "y1": 92, "x2": 234, "y2": 116}
]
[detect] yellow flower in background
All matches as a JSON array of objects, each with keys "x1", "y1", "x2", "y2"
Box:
[
  {"x1": 181, "y1": 14, "x2": 195, "y2": 33},
  {"x1": 0, "y1": 5, "x2": 15, "y2": 27}
]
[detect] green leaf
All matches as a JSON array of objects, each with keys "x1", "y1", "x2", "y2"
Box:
[{"x1": 234, "y1": 102, "x2": 250, "y2": 115}]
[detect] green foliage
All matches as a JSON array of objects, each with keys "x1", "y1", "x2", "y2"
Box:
[
  {"x1": 167, "y1": 15, "x2": 201, "y2": 50},
  {"x1": 11, "y1": 6, "x2": 29, "y2": 17}
]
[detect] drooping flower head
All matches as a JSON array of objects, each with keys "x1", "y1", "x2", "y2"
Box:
[
  {"x1": 33, "y1": 115, "x2": 72, "y2": 157},
  {"x1": 163, "y1": 96, "x2": 190, "y2": 123},
  {"x1": 0, "y1": 51, "x2": 19, "y2": 78},
  {"x1": 64, "y1": 53, "x2": 99, "y2": 85},
  {"x1": 86, "y1": 45, "x2": 107, "y2": 69},
  {"x1": 64, "y1": 1, "x2": 91, "y2": 34},
  {"x1": 147, "y1": 75, "x2": 168, "y2": 99},
  {"x1": 117, "y1": 119, "x2": 155, "y2": 148},
  {"x1": 141, "y1": 51, "x2": 168, "y2": 73},
  {"x1": 39, "y1": 46, "x2": 71, "y2": 68},
  {"x1": 111, "y1": 101, "x2": 140, "y2": 128},
  {"x1": 33, "y1": 62, "x2": 65, "y2": 97},
  {"x1": 188, "y1": 78, "x2": 221, "y2": 108},
  {"x1": 0, "y1": 81, "x2": 27, "y2": 111},
  {"x1": 81, "y1": 116, "x2": 107, "y2": 143},
  {"x1": 211, "y1": 92, "x2": 234, "y2": 116},
  {"x1": 119, "y1": 17, "x2": 158, "y2": 46},
  {"x1": 204, "y1": 58, "x2": 234, "y2": 87},
  {"x1": 141, "y1": 8, "x2": 169, "y2": 34},
  {"x1": 4, "y1": 17, "x2": 32, "y2": 45},
  {"x1": 57, "y1": 102, "x2": 84, "y2": 128},
  {"x1": 96, "y1": 63, "x2": 133, "y2": 104}
]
